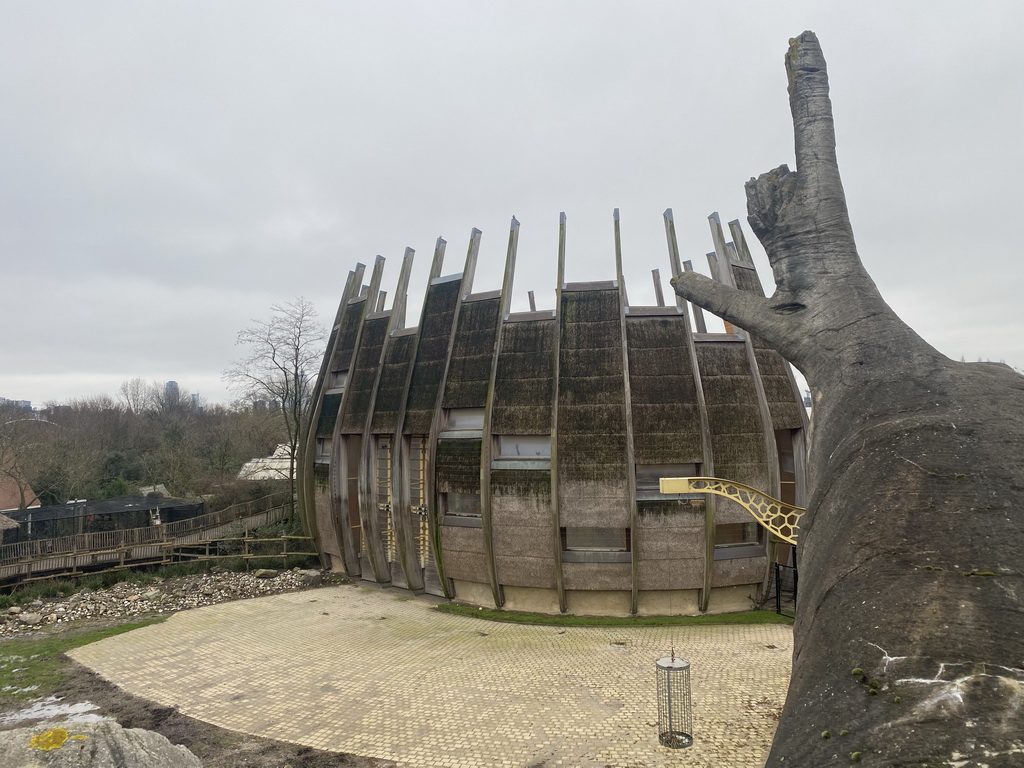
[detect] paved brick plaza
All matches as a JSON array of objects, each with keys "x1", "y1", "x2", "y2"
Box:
[{"x1": 70, "y1": 584, "x2": 792, "y2": 767}]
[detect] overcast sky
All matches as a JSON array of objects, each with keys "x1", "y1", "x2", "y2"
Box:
[{"x1": 3, "y1": 1, "x2": 1022, "y2": 407}]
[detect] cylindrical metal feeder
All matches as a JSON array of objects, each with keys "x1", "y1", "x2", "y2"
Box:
[{"x1": 656, "y1": 656, "x2": 693, "y2": 749}]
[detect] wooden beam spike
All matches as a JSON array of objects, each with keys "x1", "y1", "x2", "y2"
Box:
[
  {"x1": 501, "y1": 217, "x2": 519, "y2": 318},
  {"x1": 707, "y1": 212, "x2": 737, "y2": 289},
  {"x1": 652, "y1": 269, "x2": 665, "y2": 306},
  {"x1": 727, "y1": 219, "x2": 756, "y2": 267},
  {"x1": 429, "y1": 237, "x2": 447, "y2": 281},
  {"x1": 557, "y1": 212, "x2": 567, "y2": 290},
  {"x1": 683, "y1": 260, "x2": 708, "y2": 334},
  {"x1": 462, "y1": 228, "x2": 482, "y2": 295},
  {"x1": 391, "y1": 248, "x2": 415, "y2": 330},
  {"x1": 388, "y1": 248, "x2": 415, "y2": 333}
]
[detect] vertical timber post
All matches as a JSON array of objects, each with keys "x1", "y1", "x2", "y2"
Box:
[
  {"x1": 665, "y1": 209, "x2": 716, "y2": 613},
  {"x1": 481, "y1": 216, "x2": 519, "y2": 608},
  {"x1": 709, "y1": 213, "x2": 781, "y2": 600},
  {"x1": 551, "y1": 212, "x2": 567, "y2": 613},
  {"x1": 426, "y1": 229, "x2": 480, "y2": 599},
  {"x1": 615, "y1": 208, "x2": 641, "y2": 616}
]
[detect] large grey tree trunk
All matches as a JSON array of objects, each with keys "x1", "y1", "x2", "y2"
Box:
[{"x1": 674, "y1": 31, "x2": 1024, "y2": 767}]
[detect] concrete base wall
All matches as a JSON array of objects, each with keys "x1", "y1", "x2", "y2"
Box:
[
  {"x1": 335, "y1": 569, "x2": 762, "y2": 618},
  {"x1": 565, "y1": 589, "x2": 632, "y2": 617},
  {"x1": 636, "y1": 589, "x2": 701, "y2": 617},
  {"x1": 451, "y1": 579, "x2": 495, "y2": 607},
  {"x1": 501, "y1": 585, "x2": 561, "y2": 615},
  {"x1": 707, "y1": 584, "x2": 758, "y2": 614}
]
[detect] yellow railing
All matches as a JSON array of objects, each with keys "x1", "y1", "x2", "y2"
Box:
[{"x1": 659, "y1": 477, "x2": 804, "y2": 544}]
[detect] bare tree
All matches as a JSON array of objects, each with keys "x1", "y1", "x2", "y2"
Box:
[
  {"x1": 118, "y1": 377, "x2": 153, "y2": 414},
  {"x1": 0, "y1": 404, "x2": 53, "y2": 509},
  {"x1": 674, "y1": 32, "x2": 1024, "y2": 766},
  {"x1": 224, "y1": 297, "x2": 326, "y2": 513}
]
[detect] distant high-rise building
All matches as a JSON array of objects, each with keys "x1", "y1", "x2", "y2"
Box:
[{"x1": 164, "y1": 381, "x2": 180, "y2": 404}]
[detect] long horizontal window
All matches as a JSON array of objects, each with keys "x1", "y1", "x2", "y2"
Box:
[
  {"x1": 497, "y1": 435, "x2": 551, "y2": 458},
  {"x1": 561, "y1": 526, "x2": 631, "y2": 563},
  {"x1": 441, "y1": 492, "x2": 482, "y2": 528},
  {"x1": 715, "y1": 522, "x2": 760, "y2": 547},
  {"x1": 445, "y1": 408, "x2": 485, "y2": 431},
  {"x1": 635, "y1": 463, "x2": 701, "y2": 500},
  {"x1": 441, "y1": 492, "x2": 480, "y2": 517},
  {"x1": 713, "y1": 521, "x2": 765, "y2": 560}
]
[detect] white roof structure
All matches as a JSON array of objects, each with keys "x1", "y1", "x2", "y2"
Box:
[{"x1": 237, "y1": 444, "x2": 294, "y2": 481}]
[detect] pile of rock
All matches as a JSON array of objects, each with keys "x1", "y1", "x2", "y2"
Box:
[{"x1": 0, "y1": 568, "x2": 327, "y2": 638}]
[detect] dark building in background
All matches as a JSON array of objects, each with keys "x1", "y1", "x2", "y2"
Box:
[
  {"x1": 2, "y1": 495, "x2": 204, "y2": 543},
  {"x1": 301, "y1": 212, "x2": 807, "y2": 616}
]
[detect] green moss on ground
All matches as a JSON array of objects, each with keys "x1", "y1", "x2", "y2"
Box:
[
  {"x1": 0, "y1": 619, "x2": 166, "y2": 704},
  {"x1": 434, "y1": 603, "x2": 793, "y2": 626}
]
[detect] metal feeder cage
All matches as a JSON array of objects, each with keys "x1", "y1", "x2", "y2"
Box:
[{"x1": 656, "y1": 656, "x2": 693, "y2": 749}]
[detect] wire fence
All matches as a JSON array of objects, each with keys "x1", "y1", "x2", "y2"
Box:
[{"x1": 768, "y1": 563, "x2": 798, "y2": 618}]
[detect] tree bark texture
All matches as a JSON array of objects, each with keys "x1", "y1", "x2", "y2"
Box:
[{"x1": 673, "y1": 31, "x2": 1024, "y2": 767}]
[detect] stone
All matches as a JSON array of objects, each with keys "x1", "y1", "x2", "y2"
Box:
[
  {"x1": 19, "y1": 613, "x2": 42, "y2": 626},
  {"x1": 294, "y1": 569, "x2": 322, "y2": 586},
  {"x1": 0, "y1": 721, "x2": 202, "y2": 767},
  {"x1": 141, "y1": 589, "x2": 161, "y2": 601},
  {"x1": 8, "y1": 606, "x2": 22, "y2": 615},
  {"x1": 0, "y1": 568, "x2": 321, "y2": 638},
  {"x1": 252, "y1": 569, "x2": 278, "y2": 579}
]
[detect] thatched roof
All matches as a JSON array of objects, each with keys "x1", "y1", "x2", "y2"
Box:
[
  {"x1": 405, "y1": 279, "x2": 461, "y2": 434},
  {"x1": 492, "y1": 319, "x2": 555, "y2": 434},
  {"x1": 370, "y1": 333, "x2": 416, "y2": 434},
  {"x1": 557, "y1": 289, "x2": 629, "y2": 488},
  {"x1": 627, "y1": 315, "x2": 703, "y2": 464},
  {"x1": 443, "y1": 297, "x2": 500, "y2": 409},
  {"x1": 340, "y1": 315, "x2": 389, "y2": 433}
]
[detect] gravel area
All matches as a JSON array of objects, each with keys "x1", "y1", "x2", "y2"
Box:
[{"x1": 0, "y1": 567, "x2": 331, "y2": 637}]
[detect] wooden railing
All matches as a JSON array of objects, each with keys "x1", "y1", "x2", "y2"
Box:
[{"x1": 0, "y1": 492, "x2": 292, "y2": 567}]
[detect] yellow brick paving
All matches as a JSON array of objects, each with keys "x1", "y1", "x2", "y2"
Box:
[{"x1": 69, "y1": 584, "x2": 792, "y2": 767}]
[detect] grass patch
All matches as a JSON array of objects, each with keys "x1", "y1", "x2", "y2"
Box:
[
  {"x1": 434, "y1": 603, "x2": 793, "y2": 626},
  {"x1": 0, "y1": 618, "x2": 166, "y2": 705}
]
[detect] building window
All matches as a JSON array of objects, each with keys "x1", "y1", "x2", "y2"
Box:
[
  {"x1": 715, "y1": 522, "x2": 760, "y2": 547},
  {"x1": 635, "y1": 463, "x2": 701, "y2": 500},
  {"x1": 445, "y1": 408, "x2": 485, "y2": 431},
  {"x1": 440, "y1": 492, "x2": 482, "y2": 528},
  {"x1": 713, "y1": 521, "x2": 765, "y2": 560},
  {"x1": 560, "y1": 526, "x2": 631, "y2": 563},
  {"x1": 328, "y1": 370, "x2": 348, "y2": 390},
  {"x1": 315, "y1": 437, "x2": 333, "y2": 462},
  {"x1": 441, "y1": 492, "x2": 480, "y2": 517},
  {"x1": 497, "y1": 435, "x2": 551, "y2": 458}
]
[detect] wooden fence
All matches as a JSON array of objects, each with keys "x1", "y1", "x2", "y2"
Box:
[{"x1": 0, "y1": 492, "x2": 296, "y2": 580}]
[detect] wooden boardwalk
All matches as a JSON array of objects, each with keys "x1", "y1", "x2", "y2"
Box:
[{"x1": 0, "y1": 494, "x2": 307, "y2": 583}]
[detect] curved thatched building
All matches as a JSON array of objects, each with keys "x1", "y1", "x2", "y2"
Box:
[{"x1": 300, "y1": 211, "x2": 807, "y2": 616}]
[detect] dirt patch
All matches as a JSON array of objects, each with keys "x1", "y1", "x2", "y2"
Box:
[
  {"x1": 50, "y1": 658, "x2": 392, "y2": 767},
  {"x1": 0, "y1": 579, "x2": 395, "y2": 768}
]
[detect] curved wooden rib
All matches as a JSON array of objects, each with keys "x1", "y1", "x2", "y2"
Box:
[{"x1": 658, "y1": 476, "x2": 804, "y2": 545}]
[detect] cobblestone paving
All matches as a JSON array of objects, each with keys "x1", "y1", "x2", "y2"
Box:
[{"x1": 70, "y1": 584, "x2": 792, "y2": 767}]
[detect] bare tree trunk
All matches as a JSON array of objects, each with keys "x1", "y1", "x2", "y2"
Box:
[{"x1": 674, "y1": 31, "x2": 1024, "y2": 767}]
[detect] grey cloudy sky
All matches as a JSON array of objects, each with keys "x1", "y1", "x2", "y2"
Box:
[{"x1": 3, "y1": 1, "x2": 1022, "y2": 406}]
